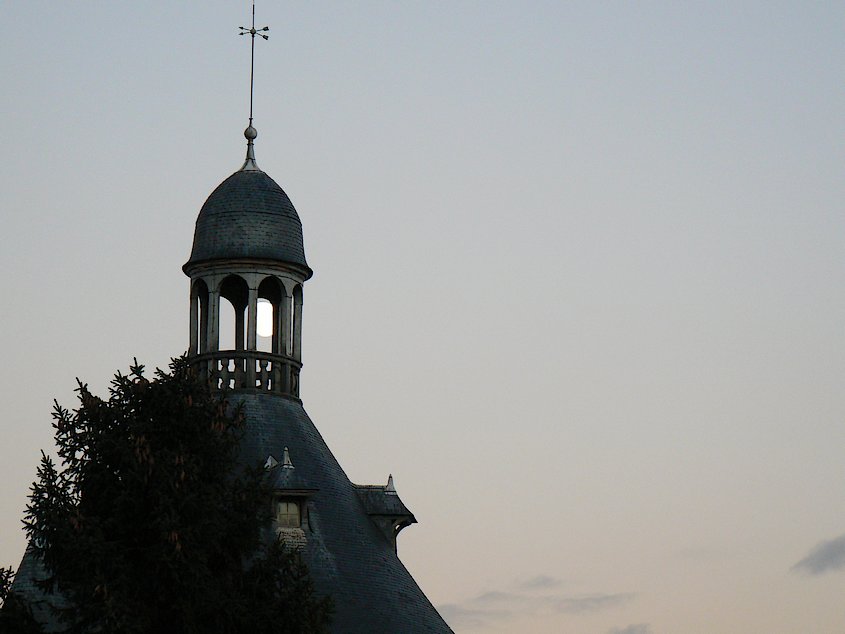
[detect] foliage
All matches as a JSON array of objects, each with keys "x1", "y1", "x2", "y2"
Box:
[{"x1": 22, "y1": 357, "x2": 331, "y2": 634}]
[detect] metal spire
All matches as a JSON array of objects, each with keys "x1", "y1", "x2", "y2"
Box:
[{"x1": 239, "y1": 2, "x2": 269, "y2": 171}]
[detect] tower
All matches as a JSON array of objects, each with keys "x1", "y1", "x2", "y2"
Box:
[
  {"x1": 183, "y1": 129, "x2": 308, "y2": 401},
  {"x1": 180, "y1": 119, "x2": 452, "y2": 633},
  {"x1": 9, "y1": 130, "x2": 454, "y2": 631},
  {"x1": 9, "y1": 8, "x2": 453, "y2": 630}
]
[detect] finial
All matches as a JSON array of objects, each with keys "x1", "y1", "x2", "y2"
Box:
[
  {"x1": 242, "y1": 124, "x2": 259, "y2": 171},
  {"x1": 282, "y1": 446, "x2": 294, "y2": 470},
  {"x1": 385, "y1": 474, "x2": 397, "y2": 495},
  {"x1": 238, "y1": 2, "x2": 269, "y2": 171}
]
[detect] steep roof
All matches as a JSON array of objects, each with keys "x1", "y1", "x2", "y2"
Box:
[
  {"x1": 10, "y1": 548, "x2": 68, "y2": 633},
  {"x1": 355, "y1": 483, "x2": 416, "y2": 519},
  {"x1": 11, "y1": 395, "x2": 453, "y2": 633},
  {"x1": 185, "y1": 169, "x2": 310, "y2": 272},
  {"x1": 237, "y1": 394, "x2": 452, "y2": 633}
]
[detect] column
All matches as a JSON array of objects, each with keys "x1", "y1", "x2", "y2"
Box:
[
  {"x1": 246, "y1": 286, "x2": 259, "y2": 388},
  {"x1": 292, "y1": 292, "x2": 303, "y2": 362},
  {"x1": 189, "y1": 285, "x2": 198, "y2": 355},
  {"x1": 208, "y1": 290, "x2": 220, "y2": 352},
  {"x1": 280, "y1": 293, "x2": 292, "y2": 356}
]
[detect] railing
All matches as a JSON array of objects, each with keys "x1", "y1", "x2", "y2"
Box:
[{"x1": 189, "y1": 351, "x2": 302, "y2": 398}]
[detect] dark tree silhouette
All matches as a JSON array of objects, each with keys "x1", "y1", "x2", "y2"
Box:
[{"x1": 18, "y1": 357, "x2": 331, "y2": 634}]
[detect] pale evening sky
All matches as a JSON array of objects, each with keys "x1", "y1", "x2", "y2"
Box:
[{"x1": 1, "y1": 3, "x2": 844, "y2": 633}]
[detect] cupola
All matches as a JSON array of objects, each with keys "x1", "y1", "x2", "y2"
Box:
[{"x1": 182, "y1": 126, "x2": 311, "y2": 399}]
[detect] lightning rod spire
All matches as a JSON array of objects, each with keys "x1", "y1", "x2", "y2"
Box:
[{"x1": 238, "y1": 2, "x2": 269, "y2": 171}]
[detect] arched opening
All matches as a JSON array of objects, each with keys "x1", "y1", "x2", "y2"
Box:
[
  {"x1": 256, "y1": 299, "x2": 273, "y2": 352},
  {"x1": 219, "y1": 275, "x2": 249, "y2": 351},
  {"x1": 219, "y1": 301, "x2": 237, "y2": 352},
  {"x1": 257, "y1": 276, "x2": 285, "y2": 354},
  {"x1": 190, "y1": 278, "x2": 209, "y2": 355}
]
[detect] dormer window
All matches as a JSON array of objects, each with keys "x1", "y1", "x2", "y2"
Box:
[{"x1": 276, "y1": 499, "x2": 301, "y2": 529}]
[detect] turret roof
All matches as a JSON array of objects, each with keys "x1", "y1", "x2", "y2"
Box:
[
  {"x1": 185, "y1": 168, "x2": 310, "y2": 273},
  {"x1": 237, "y1": 394, "x2": 452, "y2": 633}
]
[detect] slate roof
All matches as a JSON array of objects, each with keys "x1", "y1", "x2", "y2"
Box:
[
  {"x1": 13, "y1": 161, "x2": 452, "y2": 632},
  {"x1": 10, "y1": 548, "x2": 68, "y2": 633},
  {"x1": 268, "y1": 459, "x2": 317, "y2": 492},
  {"x1": 11, "y1": 395, "x2": 453, "y2": 633},
  {"x1": 355, "y1": 484, "x2": 416, "y2": 520},
  {"x1": 236, "y1": 394, "x2": 453, "y2": 633},
  {"x1": 185, "y1": 169, "x2": 310, "y2": 271}
]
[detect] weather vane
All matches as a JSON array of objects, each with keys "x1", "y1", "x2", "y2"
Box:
[{"x1": 238, "y1": 2, "x2": 269, "y2": 169}]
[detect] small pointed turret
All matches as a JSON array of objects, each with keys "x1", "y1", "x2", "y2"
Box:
[{"x1": 282, "y1": 446, "x2": 294, "y2": 469}]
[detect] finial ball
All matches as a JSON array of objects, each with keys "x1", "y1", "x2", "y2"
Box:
[{"x1": 244, "y1": 125, "x2": 258, "y2": 141}]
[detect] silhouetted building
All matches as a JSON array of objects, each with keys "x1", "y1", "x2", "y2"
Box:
[
  {"x1": 181, "y1": 127, "x2": 452, "y2": 632},
  {"x1": 11, "y1": 121, "x2": 451, "y2": 634}
]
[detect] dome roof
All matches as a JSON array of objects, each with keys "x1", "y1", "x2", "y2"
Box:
[{"x1": 186, "y1": 169, "x2": 309, "y2": 271}]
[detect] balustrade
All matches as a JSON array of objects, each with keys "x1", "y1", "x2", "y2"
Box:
[{"x1": 189, "y1": 351, "x2": 301, "y2": 398}]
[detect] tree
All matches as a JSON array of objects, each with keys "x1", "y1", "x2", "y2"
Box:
[{"x1": 19, "y1": 357, "x2": 332, "y2": 634}]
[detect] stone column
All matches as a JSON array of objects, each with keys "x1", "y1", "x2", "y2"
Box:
[
  {"x1": 208, "y1": 290, "x2": 220, "y2": 352},
  {"x1": 293, "y1": 291, "x2": 303, "y2": 362},
  {"x1": 246, "y1": 286, "x2": 259, "y2": 388},
  {"x1": 199, "y1": 287, "x2": 209, "y2": 353},
  {"x1": 247, "y1": 287, "x2": 259, "y2": 351},
  {"x1": 272, "y1": 300, "x2": 282, "y2": 355},
  {"x1": 281, "y1": 293, "x2": 292, "y2": 356},
  {"x1": 189, "y1": 284, "x2": 198, "y2": 355}
]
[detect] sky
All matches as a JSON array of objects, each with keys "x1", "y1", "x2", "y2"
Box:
[{"x1": 1, "y1": 2, "x2": 844, "y2": 632}]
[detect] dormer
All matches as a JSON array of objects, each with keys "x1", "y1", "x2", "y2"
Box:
[{"x1": 355, "y1": 475, "x2": 417, "y2": 553}]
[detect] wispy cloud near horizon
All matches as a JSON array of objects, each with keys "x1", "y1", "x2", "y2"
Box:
[
  {"x1": 438, "y1": 576, "x2": 636, "y2": 630},
  {"x1": 792, "y1": 533, "x2": 845, "y2": 575},
  {"x1": 517, "y1": 574, "x2": 562, "y2": 590},
  {"x1": 608, "y1": 625, "x2": 652, "y2": 634}
]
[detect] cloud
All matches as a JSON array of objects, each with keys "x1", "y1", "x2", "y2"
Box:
[
  {"x1": 473, "y1": 591, "x2": 519, "y2": 606},
  {"x1": 438, "y1": 577, "x2": 636, "y2": 630},
  {"x1": 608, "y1": 625, "x2": 652, "y2": 634},
  {"x1": 518, "y1": 574, "x2": 562, "y2": 590},
  {"x1": 792, "y1": 533, "x2": 845, "y2": 575},
  {"x1": 438, "y1": 603, "x2": 511, "y2": 629},
  {"x1": 556, "y1": 593, "x2": 635, "y2": 614}
]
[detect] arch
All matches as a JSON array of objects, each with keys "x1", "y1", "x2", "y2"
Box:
[
  {"x1": 190, "y1": 278, "x2": 210, "y2": 354},
  {"x1": 183, "y1": 271, "x2": 306, "y2": 397},
  {"x1": 257, "y1": 276, "x2": 286, "y2": 354},
  {"x1": 218, "y1": 275, "x2": 249, "y2": 351}
]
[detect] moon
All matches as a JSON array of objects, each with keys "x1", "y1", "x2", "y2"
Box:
[{"x1": 257, "y1": 300, "x2": 273, "y2": 338}]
